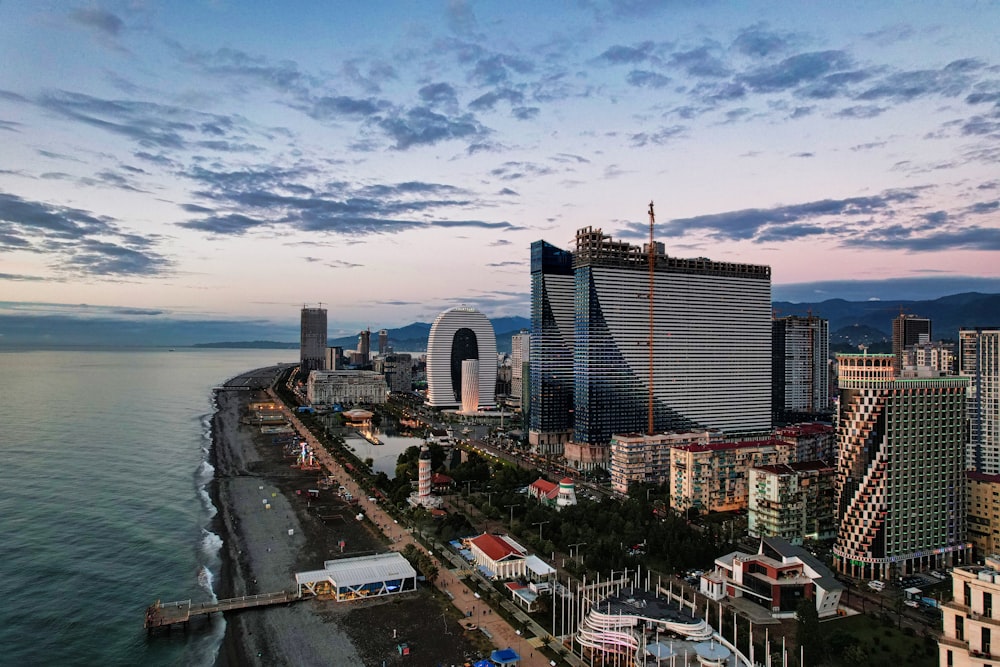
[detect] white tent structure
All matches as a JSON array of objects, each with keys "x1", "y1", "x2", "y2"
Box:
[{"x1": 295, "y1": 552, "x2": 417, "y2": 601}]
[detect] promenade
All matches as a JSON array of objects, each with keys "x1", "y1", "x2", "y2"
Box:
[{"x1": 274, "y1": 391, "x2": 570, "y2": 667}]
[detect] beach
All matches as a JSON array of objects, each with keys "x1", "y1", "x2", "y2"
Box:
[{"x1": 209, "y1": 367, "x2": 490, "y2": 666}]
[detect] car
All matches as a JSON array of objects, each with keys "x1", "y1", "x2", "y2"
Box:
[
  {"x1": 868, "y1": 580, "x2": 886, "y2": 591},
  {"x1": 904, "y1": 600, "x2": 920, "y2": 608}
]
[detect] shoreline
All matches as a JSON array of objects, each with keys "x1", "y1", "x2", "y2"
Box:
[{"x1": 207, "y1": 366, "x2": 487, "y2": 666}]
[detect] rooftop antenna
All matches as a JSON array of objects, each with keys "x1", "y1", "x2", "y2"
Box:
[{"x1": 647, "y1": 200, "x2": 655, "y2": 437}]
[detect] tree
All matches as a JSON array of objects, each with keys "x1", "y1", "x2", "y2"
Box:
[{"x1": 795, "y1": 598, "x2": 824, "y2": 665}]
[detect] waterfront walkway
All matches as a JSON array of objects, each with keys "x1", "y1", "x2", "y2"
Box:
[{"x1": 145, "y1": 591, "x2": 303, "y2": 632}]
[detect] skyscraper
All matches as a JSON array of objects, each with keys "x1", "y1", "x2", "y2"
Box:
[
  {"x1": 832, "y1": 353, "x2": 969, "y2": 579},
  {"x1": 425, "y1": 306, "x2": 497, "y2": 410},
  {"x1": 378, "y1": 329, "x2": 389, "y2": 355},
  {"x1": 892, "y1": 313, "x2": 931, "y2": 371},
  {"x1": 960, "y1": 327, "x2": 1000, "y2": 473},
  {"x1": 357, "y1": 328, "x2": 371, "y2": 365},
  {"x1": 772, "y1": 314, "x2": 830, "y2": 419},
  {"x1": 529, "y1": 241, "x2": 575, "y2": 455},
  {"x1": 555, "y1": 226, "x2": 772, "y2": 467},
  {"x1": 300, "y1": 306, "x2": 327, "y2": 373}
]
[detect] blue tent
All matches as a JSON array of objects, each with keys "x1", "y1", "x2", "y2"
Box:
[
  {"x1": 473, "y1": 660, "x2": 493, "y2": 667},
  {"x1": 490, "y1": 647, "x2": 520, "y2": 665}
]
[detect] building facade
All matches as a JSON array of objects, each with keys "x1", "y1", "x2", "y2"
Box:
[
  {"x1": 960, "y1": 328, "x2": 1000, "y2": 474},
  {"x1": 967, "y1": 472, "x2": 1000, "y2": 559},
  {"x1": 939, "y1": 556, "x2": 1000, "y2": 667},
  {"x1": 904, "y1": 340, "x2": 955, "y2": 376},
  {"x1": 511, "y1": 330, "x2": 530, "y2": 408},
  {"x1": 832, "y1": 353, "x2": 970, "y2": 579},
  {"x1": 373, "y1": 353, "x2": 412, "y2": 393},
  {"x1": 892, "y1": 313, "x2": 932, "y2": 371},
  {"x1": 378, "y1": 329, "x2": 388, "y2": 355},
  {"x1": 774, "y1": 423, "x2": 835, "y2": 462},
  {"x1": 669, "y1": 439, "x2": 795, "y2": 514},
  {"x1": 748, "y1": 461, "x2": 836, "y2": 544},
  {"x1": 300, "y1": 306, "x2": 327, "y2": 373},
  {"x1": 426, "y1": 306, "x2": 497, "y2": 409},
  {"x1": 357, "y1": 328, "x2": 371, "y2": 366},
  {"x1": 325, "y1": 346, "x2": 344, "y2": 371},
  {"x1": 772, "y1": 314, "x2": 829, "y2": 417},
  {"x1": 609, "y1": 430, "x2": 720, "y2": 496},
  {"x1": 306, "y1": 370, "x2": 388, "y2": 405},
  {"x1": 529, "y1": 241, "x2": 575, "y2": 455}
]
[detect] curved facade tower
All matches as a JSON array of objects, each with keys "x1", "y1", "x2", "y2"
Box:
[
  {"x1": 832, "y1": 353, "x2": 969, "y2": 580},
  {"x1": 460, "y1": 359, "x2": 480, "y2": 413},
  {"x1": 417, "y1": 446, "x2": 432, "y2": 499},
  {"x1": 426, "y1": 306, "x2": 497, "y2": 409}
]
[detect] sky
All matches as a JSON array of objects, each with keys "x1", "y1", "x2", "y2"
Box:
[{"x1": 1, "y1": 1, "x2": 999, "y2": 337}]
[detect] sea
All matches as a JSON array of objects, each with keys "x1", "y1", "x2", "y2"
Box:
[{"x1": 0, "y1": 347, "x2": 294, "y2": 667}]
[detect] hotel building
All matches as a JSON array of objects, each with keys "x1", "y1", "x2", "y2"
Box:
[
  {"x1": 832, "y1": 353, "x2": 970, "y2": 579},
  {"x1": 530, "y1": 226, "x2": 771, "y2": 468},
  {"x1": 528, "y1": 241, "x2": 575, "y2": 455},
  {"x1": 425, "y1": 306, "x2": 497, "y2": 410},
  {"x1": 300, "y1": 306, "x2": 327, "y2": 373},
  {"x1": 960, "y1": 328, "x2": 1000, "y2": 474},
  {"x1": 306, "y1": 370, "x2": 388, "y2": 405}
]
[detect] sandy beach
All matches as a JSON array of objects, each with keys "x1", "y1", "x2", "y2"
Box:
[{"x1": 209, "y1": 367, "x2": 491, "y2": 666}]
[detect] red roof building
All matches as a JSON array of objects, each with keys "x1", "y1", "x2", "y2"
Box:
[{"x1": 468, "y1": 533, "x2": 528, "y2": 580}]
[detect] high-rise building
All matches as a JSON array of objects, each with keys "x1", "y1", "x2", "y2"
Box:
[
  {"x1": 832, "y1": 353, "x2": 969, "y2": 579},
  {"x1": 425, "y1": 306, "x2": 497, "y2": 409},
  {"x1": 357, "y1": 328, "x2": 371, "y2": 365},
  {"x1": 772, "y1": 314, "x2": 829, "y2": 418},
  {"x1": 967, "y1": 472, "x2": 1000, "y2": 558},
  {"x1": 960, "y1": 328, "x2": 1000, "y2": 473},
  {"x1": 748, "y1": 460, "x2": 836, "y2": 544},
  {"x1": 939, "y1": 555, "x2": 1000, "y2": 667},
  {"x1": 529, "y1": 241, "x2": 575, "y2": 455},
  {"x1": 300, "y1": 306, "x2": 327, "y2": 373},
  {"x1": 511, "y1": 331, "x2": 530, "y2": 407},
  {"x1": 892, "y1": 313, "x2": 931, "y2": 371},
  {"x1": 325, "y1": 346, "x2": 343, "y2": 371},
  {"x1": 373, "y1": 352, "x2": 412, "y2": 393},
  {"x1": 531, "y1": 226, "x2": 771, "y2": 468},
  {"x1": 378, "y1": 329, "x2": 389, "y2": 355}
]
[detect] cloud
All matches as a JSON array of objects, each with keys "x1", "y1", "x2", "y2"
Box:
[
  {"x1": 377, "y1": 106, "x2": 486, "y2": 149},
  {"x1": 486, "y1": 260, "x2": 523, "y2": 267},
  {"x1": 419, "y1": 82, "x2": 459, "y2": 109},
  {"x1": 835, "y1": 105, "x2": 886, "y2": 119},
  {"x1": 0, "y1": 191, "x2": 168, "y2": 276},
  {"x1": 626, "y1": 70, "x2": 671, "y2": 88},
  {"x1": 512, "y1": 106, "x2": 539, "y2": 120},
  {"x1": 845, "y1": 226, "x2": 1000, "y2": 252},
  {"x1": 660, "y1": 188, "x2": 923, "y2": 242},
  {"x1": 468, "y1": 88, "x2": 524, "y2": 111},
  {"x1": 69, "y1": 8, "x2": 124, "y2": 37},
  {"x1": 447, "y1": 0, "x2": 478, "y2": 34},
  {"x1": 741, "y1": 50, "x2": 852, "y2": 93},
  {"x1": 598, "y1": 42, "x2": 657, "y2": 65},
  {"x1": 670, "y1": 46, "x2": 729, "y2": 78},
  {"x1": 0, "y1": 119, "x2": 20, "y2": 132},
  {"x1": 489, "y1": 161, "x2": 554, "y2": 181},
  {"x1": 0, "y1": 273, "x2": 55, "y2": 282},
  {"x1": 181, "y1": 46, "x2": 316, "y2": 97},
  {"x1": 630, "y1": 125, "x2": 685, "y2": 147},
  {"x1": 732, "y1": 25, "x2": 795, "y2": 58}
]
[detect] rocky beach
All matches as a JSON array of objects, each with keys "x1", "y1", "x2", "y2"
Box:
[{"x1": 208, "y1": 367, "x2": 489, "y2": 666}]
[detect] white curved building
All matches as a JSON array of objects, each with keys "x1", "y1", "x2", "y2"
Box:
[
  {"x1": 460, "y1": 359, "x2": 480, "y2": 413},
  {"x1": 426, "y1": 307, "x2": 497, "y2": 409}
]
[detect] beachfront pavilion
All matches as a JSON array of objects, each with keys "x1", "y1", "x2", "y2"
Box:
[{"x1": 295, "y1": 552, "x2": 417, "y2": 602}]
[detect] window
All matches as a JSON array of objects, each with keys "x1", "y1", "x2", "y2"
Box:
[
  {"x1": 957, "y1": 615, "x2": 964, "y2": 641},
  {"x1": 985, "y1": 627, "x2": 992, "y2": 657},
  {"x1": 987, "y1": 592, "x2": 994, "y2": 618}
]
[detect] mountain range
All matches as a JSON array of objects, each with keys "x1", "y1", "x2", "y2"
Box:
[{"x1": 1, "y1": 293, "x2": 996, "y2": 350}]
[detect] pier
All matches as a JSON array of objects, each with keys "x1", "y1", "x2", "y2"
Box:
[{"x1": 144, "y1": 590, "x2": 305, "y2": 633}]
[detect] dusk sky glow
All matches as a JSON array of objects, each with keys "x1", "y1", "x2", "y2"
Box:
[{"x1": 2, "y1": 1, "x2": 999, "y2": 336}]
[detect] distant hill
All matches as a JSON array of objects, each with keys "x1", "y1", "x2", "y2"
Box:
[
  {"x1": 330, "y1": 316, "x2": 530, "y2": 354},
  {"x1": 775, "y1": 292, "x2": 1000, "y2": 346}
]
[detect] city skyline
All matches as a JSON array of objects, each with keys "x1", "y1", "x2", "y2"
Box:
[{"x1": 2, "y1": 1, "x2": 1000, "y2": 336}]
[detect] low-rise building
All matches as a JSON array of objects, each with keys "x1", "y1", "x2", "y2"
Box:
[
  {"x1": 774, "y1": 423, "x2": 835, "y2": 462},
  {"x1": 307, "y1": 370, "x2": 388, "y2": 405},
  {"x1": 939, "y1": 555, "x2": 1000, "y2": 667},
  {"x1": 703, "y1": 537, "x2": 843, "y2": 619},
  {"x1": 468, "y1": 533, "x2": 529, "y2": 580},
  {"x1": 749, "y1": 460, "x2": 836, "y2": 544},
  {"x1": 670, "y1": 439, "x2": 795, "y2": 514},
  {"x1": 527, "y1": 477, "x2": 577, "y2": 510},
  {"x1": 609, "y1": 430, "x2": 720, "y2": 495}
]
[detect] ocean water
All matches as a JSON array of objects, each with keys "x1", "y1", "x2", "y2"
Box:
[{"x1": 0, "y1": 348, "x2": 293, "y2": 666}]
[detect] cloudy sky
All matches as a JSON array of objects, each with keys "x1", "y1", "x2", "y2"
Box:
[{"x1": 2, "y1": 1, "x2": 999, "y2": 336}]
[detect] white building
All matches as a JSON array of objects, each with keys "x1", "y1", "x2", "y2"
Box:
[
  {"x1": 772, "y1": 314, "x2": 830, "y2": 414},
  {"x1": 426, "y1": 306, "x2": 497, "y2": 409},
  {"x1": 511, "y1": 331, "x2": 530, "y2": 407},
  {"x1": 307, "y1": 370, "x2": 388, "y2": 405},
  {"x1": 939, "y1": 555, "x2": 1000, "y2": 666}
]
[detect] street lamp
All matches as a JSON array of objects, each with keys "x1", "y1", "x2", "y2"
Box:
[
  {"x1": 569, "y1": 542, "x2": 587, "y2": 563},
  {"x1": 533, "y1": 520, "x2": 550, "y2": 541}
]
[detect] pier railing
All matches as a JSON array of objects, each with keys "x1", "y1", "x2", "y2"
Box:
[{"x1": 145, "y1": 590, "x2": 304, "y2": 631}]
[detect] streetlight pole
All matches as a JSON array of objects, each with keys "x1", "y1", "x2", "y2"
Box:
[
  {"x1": 533, "y1": 520, "x2": 550, "y2": 541},
  {"x1": 504, "y1": 503, "x2": 518, "y2": 525},
  {"x1": 569, "y1": 542, "x2": 587, "y2": 563}
]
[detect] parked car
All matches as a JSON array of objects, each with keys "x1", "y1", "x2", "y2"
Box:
[{"x1": 868, "y1": 580, "x2": 886, "y2": 591}]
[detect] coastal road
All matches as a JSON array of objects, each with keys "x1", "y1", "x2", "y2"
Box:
[{"x1": 273, "y1": 394, "x2": 559, "y2": 667}]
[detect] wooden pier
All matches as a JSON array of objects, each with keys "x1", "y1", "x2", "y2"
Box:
[{"x1": 144, "y1": 590, "x2": 305, "y2": 633}]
